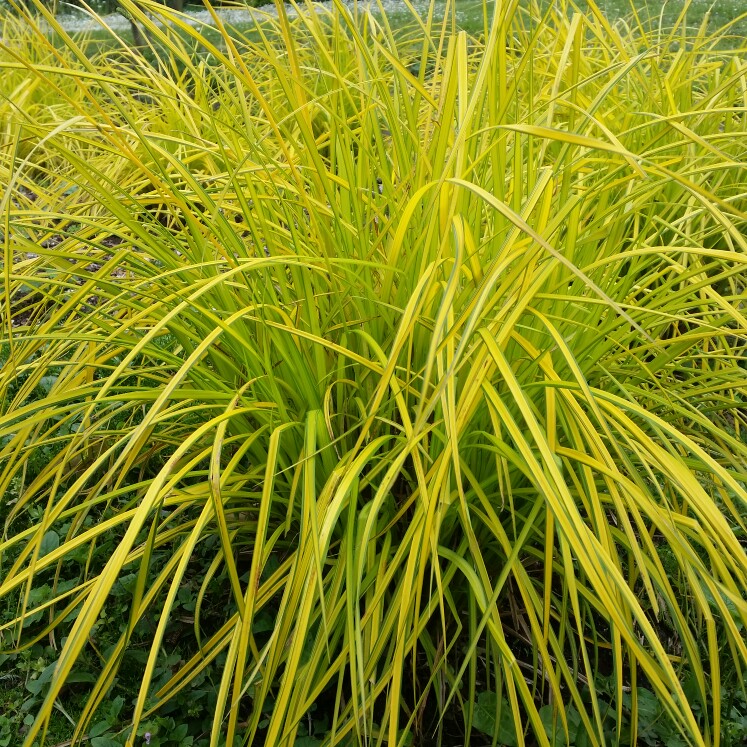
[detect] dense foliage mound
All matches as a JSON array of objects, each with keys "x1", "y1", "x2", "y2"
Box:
[{"x1": 1, "y1": 1, "x2": 746, "y2": 745}]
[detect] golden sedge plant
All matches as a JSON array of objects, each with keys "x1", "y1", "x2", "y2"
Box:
[{"x1": 1, "y1": 0, "x2": 746, "y2": 745}]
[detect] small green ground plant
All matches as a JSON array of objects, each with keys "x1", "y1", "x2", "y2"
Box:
[{"x1": 1, "y1": 1, "x2": 747, "y2": 746}]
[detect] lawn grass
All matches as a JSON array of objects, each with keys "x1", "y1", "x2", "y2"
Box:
[{"x1": 1, "y1": 1, "x2": 746, "y2": 746}]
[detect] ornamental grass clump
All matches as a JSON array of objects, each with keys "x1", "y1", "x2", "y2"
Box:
[{"x1": 1, "y1": 0, "x2": 746, "y2": 745}]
